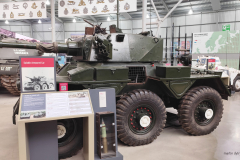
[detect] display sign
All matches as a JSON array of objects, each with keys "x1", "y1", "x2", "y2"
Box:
[
  {"x1": 99, "y1": 91, "x2": 106, "y2": 108},
  {"x1": 59, "y1": 83, "x2": 68, "y2": 91},
  {"x1": 192, "y1": 32, "x2": 228, "y2": 54},
  {"x1": 207, "y1": 59, "x2": 216, "y2": 70},
  {"x1": 20, "y1": 91, "x2": 92, "y2": 119},
  {"x1": 0, "y1": 1, "x2": 47, "y2": 20},
  {"x1": 20, "y1": 57, "x2": 56, "y2": 93},
  {"x1": 58, "y1": 0, "x2": 137, "y2": 17},
  {"x1": 222, "y1": 24, "x2": 230, "y2": 31}
]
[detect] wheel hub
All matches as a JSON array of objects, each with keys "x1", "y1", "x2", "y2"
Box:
[
  {"x1": 57, "y1": 124, "x2": 66, "y2": 139},
  {"x1": 194, "y1": 100, "x2": 215, "y2": 126},
  {"x1": 129, "y1": 105, "x2": 155, "y2": 134},
  {"x1": 139, "y1": 116, "x2": 151, "y2": 127},
  {"x1": 34, "y1": 85, "x2": 40, "y2": 90},
  {"x1": 205, "y1": 109, "x2": 214, "y2": 119},
  {"x1": 43, "y1": 84, "x2": 48, "y2": 90}
]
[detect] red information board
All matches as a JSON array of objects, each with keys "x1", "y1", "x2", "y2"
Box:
[
  {"x1": 20, "y1": 57, "x2": 56, "y2": 93},
  {"x1": 59, "y1": 83, "x2": 68, "y2": 91}
]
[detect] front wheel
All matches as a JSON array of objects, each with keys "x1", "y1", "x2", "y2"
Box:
[
  {"x1": 117, "y1": 89, "x2": 166, "y2": 146},
  {"x1": 178, "y1": 86, "x2": 223, "y2": 135},
  {"x1": 58, "y1": 118, "x2": 83, "y2": 159}
]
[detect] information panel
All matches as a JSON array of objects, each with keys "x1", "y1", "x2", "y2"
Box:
[
  {"x1": 0, "y1": 1, "x2": 47, "y2": 20},
  {"x1": 58, "y1": 0, "x2": 137, "y2": 17},
  {"x1": 20, "y1": 57, "x2": 56, "y2": 93},
  {"x1": 20, "y1": 91, "x2": 92, "y2": 119}
]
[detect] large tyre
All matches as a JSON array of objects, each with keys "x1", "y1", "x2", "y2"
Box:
[
  {"x1": 58, "y1": 118, "x2": 83, "y2": 159},
  {"x1": 117, "y1": 89, "x2": 166, "y2": 146},
  {"x1": 178, "y1": 86, "x2": 223, "y2": 135},
  {"x1": 233, "y1": 75, "x2": 240, "y2": 92}
]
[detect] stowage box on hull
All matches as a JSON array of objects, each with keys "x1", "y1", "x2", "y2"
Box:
[
  {"x1": 95, "y1": 66, "x2": 129, "y2": 81},
  {"x1": 156, "y1": 66, "x2": 191, "y2": 78}
]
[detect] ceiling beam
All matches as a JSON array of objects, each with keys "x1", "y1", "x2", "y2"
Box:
[
  {"x1": 47, "y1": 12, "x2": 63, "y2": 23},
  {"x1": 20, "y1": 19, "x2": 32, "y2": 24},
  {"x1": 210, "y1": 0, "x2": 221, "y2": 11},
  {"x1": 89, "y1": 16, "x2": 97, "y2": 22},
  {"x1": 161, "y1": 0, "x2": 169, "y2": 12},
  {"x1": 121, "y1": 12, "x2": 132, "y2": 19}
]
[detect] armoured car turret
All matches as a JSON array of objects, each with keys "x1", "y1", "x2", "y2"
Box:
[{"x1": 3, "y1": 22, "x2": 231, "y2": 159}]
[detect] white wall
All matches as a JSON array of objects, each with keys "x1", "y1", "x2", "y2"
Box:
[{"x1": 1, "y1": 9, "x2": 239, "y2": 59}]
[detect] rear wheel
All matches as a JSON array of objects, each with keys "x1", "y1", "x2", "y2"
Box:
[
  {"x1": 117, "y1": 89, "x2": 166, "y2": 146},
  {"x1": 178, "y1": 86, "x2": 223, "y2": 135},
  {"x1": 49, "y1": 83, "x2": 54, "y2": 90},
  {"x1": 58, "y1": 118, "x2": 83, "y2": 159},
  {"x1": 233, "y1": 76, "x2": 240, "y2": 92}
]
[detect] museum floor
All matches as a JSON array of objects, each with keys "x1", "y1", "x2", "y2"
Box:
[{"x1": 0, "y1": 87, "x2": 239, "y2": 160}]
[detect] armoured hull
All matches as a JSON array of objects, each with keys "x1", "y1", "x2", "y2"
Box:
[{"x1": 57, "y1": 61, "x2": 230, "y2": 100}]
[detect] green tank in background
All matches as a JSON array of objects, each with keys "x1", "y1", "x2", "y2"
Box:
[
  {"x1": 0, "y1": 34, "x2": 42, "y2": 95},
  {"x1": 2, "y1": 21, "x2": 231, "y2": 159},
  {"x1": 0, "y1": 35, "x2": 61, "y2": 95}
]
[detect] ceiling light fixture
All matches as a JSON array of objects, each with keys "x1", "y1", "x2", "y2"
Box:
[
  {"x1": 146, "y1": 14, "x2": 150, "y2": 18},
  {"x1": 38, "y1": 19, "x2": 42, "y2": 23},
  {"x1": 188, "y1": 8, "x2": 193, "y2": 14},
  {"x1": 46, "y1": 0, "x2": 50, "y2": 5},
  {"x1": 5, "y1": 20, "x2": 9, "y2": 24},
  {"x1": 107, "y1": 17, "x2": 110, "y2": 21},
  {"x1": 73, "y1": 19, "x2": 76, "y2": 23},
  {"x1": 189, "y1": 1, "x2": 193, "y2": 14}
]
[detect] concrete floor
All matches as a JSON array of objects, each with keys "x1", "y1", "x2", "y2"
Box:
[{"x1": 0, "y1": 87, "x2": 240, "y2": 160}]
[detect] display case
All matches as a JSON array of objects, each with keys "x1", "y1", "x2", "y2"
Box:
[{"x1": 96, "y1": 112, "x2": 116, "y2": 159}]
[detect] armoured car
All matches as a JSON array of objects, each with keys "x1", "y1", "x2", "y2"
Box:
[
  {"x1": 24, "y1": 76, "x2": 54, "y2": 91},
  {"x1": 2, "y1": 22, "x2": 231, "y2": 159},
  {"x1": 20, "y1": 113, "x2": 30, "y2": 119},
  {"x1": 33, "y1": 112, "x2": 45, "y2": 118},
  {"x1": 194, "y1": 55, "x2": 240, "y2": 92}
]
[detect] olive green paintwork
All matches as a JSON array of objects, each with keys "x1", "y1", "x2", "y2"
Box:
[
  {"x1": 68, "y1": 67, "x2": 94, "y2": 81},
  {"x1": 57, "y1": 62, "x2": 230, "y2": 101},
  {"x1": 0, "y1": 33, "x2": 231, "y2": 105},
  {"x1": 0, "y1": 63, "x2": 19, "y2": 75},
  {"x1": 95, "y1": 66, "x2": 128, "y2": 81},
  {"x1": 156, "y1": 66, "x2": 191, "y2": 78}
]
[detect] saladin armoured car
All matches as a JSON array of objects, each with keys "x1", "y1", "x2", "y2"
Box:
[{"x1": 1, "y1": 23, "x2": 230, "y2": 159}]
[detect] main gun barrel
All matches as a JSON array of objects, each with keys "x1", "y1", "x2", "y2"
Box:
[
  {"x1": 0, "y1": 41, "x2": 37, "y2": 50},
  {"x1": 0, "y1": 41, "x2": 76, "y2": 55}
]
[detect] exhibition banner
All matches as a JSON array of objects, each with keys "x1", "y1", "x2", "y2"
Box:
[
  {"x1": 192, "y1": 31, "x2": 240, "y2": 54},
  {"x1": 0, "y1": 28, "x2": 40, "y2": 42},
  {"x1": 20, "y1": 57, "x2": 56, "y2": 93},
  {"x1": 192, "y1": 30, "x2": 240, "y2": 70},
  {"x1": 0, "y1": 1, "x2": 47, "y2": 20},
  {"x1": 58, "y1": 0, "x2": 137, "y2": 17}
]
